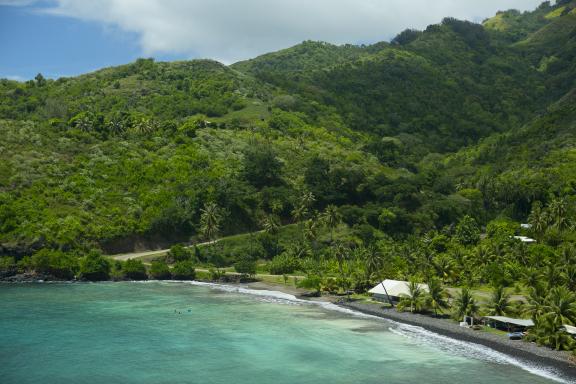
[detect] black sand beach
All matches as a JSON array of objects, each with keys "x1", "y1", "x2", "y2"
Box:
[{"x1": 340, "y1": 301, "x2": 576, "y2": 381}]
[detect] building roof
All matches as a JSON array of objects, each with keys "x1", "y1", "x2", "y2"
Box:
[
  {"x1": 369, "y1": 279, "x2": 429, "y2": 298},
  {"x1": 484, "y1": 316, "x2": 534, "y2": 327},
  {"x1": 513, "y1": 236, "x2": 536, "y2": 243}
]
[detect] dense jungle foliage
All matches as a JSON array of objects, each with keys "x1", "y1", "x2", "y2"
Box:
[{"x1": 1, "y1": 0, "x2": 576, "y2": 352}]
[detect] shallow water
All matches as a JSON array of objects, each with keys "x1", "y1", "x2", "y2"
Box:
[{"x1": 0, "y1": 282, "x2": 570, "y2": 384}]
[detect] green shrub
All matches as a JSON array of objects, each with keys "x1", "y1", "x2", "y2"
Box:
[
  {"x1": 298, "y1": 275, "x2": 323, "y2": 293},
  {"x1": 268, "y1": 254, "x2": 300, "y2": 275},
  {"x1": 79, "y1": 251, "x2": 111, "y2": 281},
  {"x1": 486, "y1": 219, "x2": 518, "y2": 238},
  {"x1": 31, "y1": 249, "x2": 78, "y2": 279},
  {"x1": 234, "y1": 255, "x2": 257, "y2": 276},
  {"x1": 17, "y1": 256, "x2": 32, "y2": 273},
  {"x1": 167, "y1": 244, "x2": 192, "y2": 263},
  {"x1": 172, "y1": 260, "x2": 195, "y2": 280},
  {"x1": 122, "y1": 259, "x2": 147, "y2": 280},
  {"x1": 109, "y1": 260, "x2": 125, "y2": 280},
  {"x1": 150, "y1": 260, "x2": 171, "y2": 280},
  {"x1": 0, "y1": 256, "x2": 16, "y2": 276},
  {"x1": 455, "y1": 215, "x2": 480, "y2": 245}
]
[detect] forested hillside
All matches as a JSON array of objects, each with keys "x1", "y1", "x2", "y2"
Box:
[
  {"x1": 1, "y1": 0, "x2": 575, "y2": 255},
  {"x1": 1, "y1": 0, "x2": 576, "y2": 308}
]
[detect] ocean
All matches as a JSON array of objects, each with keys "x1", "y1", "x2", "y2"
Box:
[{"x1": 0, "y1": 282, "x2": 570, "y2": 384}]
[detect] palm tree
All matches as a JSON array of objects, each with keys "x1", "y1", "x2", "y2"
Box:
[
  {"x1": 293, "y1": 193, "x2": 314, "y2": 243},
  {"x1": 560, "y1": 244, "x2": 576, "y2": 265},
  {"x1": 107, "y1": 118, "x2": 125, "y2": 136},
  {"x1": 543, "y1": 264, "x2": 563, "y2": 290},
  {"x1": 291, "y1": 203, "x2": 308, "y2": 243},
  {"x1": 76, "y1": 114, "x2": 93, "y2": 132},
  {"x1": 321, "y1": 205, "x2": 341, "y2": 245},
  {"x1": 291, "y1": 204, "x2": 307, "y2": 224},
  {"x1": 433, "y1": 254, "x2": 455, "y2": 283},
  {"x1": 542, "y1": 286, "x2": 576, "y2": 327},
  {"x1": 452, "y1": 287, "x2": 479, "y2": 322},
  {"x1": 300, "y1": 191, "x2": 315, "y2": 211},
  {"x1": 486, "y1": 286, "x2": 511, "y2": 316},
  {"x1": 513, "y1": 242, "x2": 530, "y2": 267},
  {"x1": 200, "y1": 202, "x2": 221, "y2": 243},
  {"x1": 563, "y1": 264, "x2": 576, "y2": 292},
  {"x1": 523, "y1": 283, "x2": 548, "y2": 321},
  {"x1": 262, "y1": 214, "x2": 281, "y2": 256},
  {"x1": 303, "y1": 218, "x2": 319, "y2": 256},
  {"x1": 528, "y1": 201, "x2": 548, "y2": 239},
  {"x1": 548, "y1": 196, "x2": 570, "y2": 231},
  {"x1": 334, "y1": 242, "x2": 350, "y2": 295},
  {"x1": 426, "y1": 278, "x2": 449, "y2": 317},
  {"x1": 398, "y1": 280, "x2": 426, "y2": 313},
  {"x1": 363, "y1": 246, "x2": 382, "y2": 282},
  {"x1": 521, "y1": 267, "x2": 541, "y2": 289},
  {"x1": 529, "y1": 316, "x2": 576, "y2": 351}
]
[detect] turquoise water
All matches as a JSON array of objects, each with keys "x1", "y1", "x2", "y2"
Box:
[{"x1": 0, "y1": 282, "x2": 568, "y2": 384}]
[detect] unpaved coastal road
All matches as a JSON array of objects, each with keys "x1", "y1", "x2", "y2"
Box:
[{"x1": 109, "y1": 240, "x2": 218, "y2": 261}]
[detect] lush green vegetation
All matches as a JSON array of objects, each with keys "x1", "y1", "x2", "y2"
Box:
[{"x1": 1, "y1": 0, "x2": 576, "y2": 353}]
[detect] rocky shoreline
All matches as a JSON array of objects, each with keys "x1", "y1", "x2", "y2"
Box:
[{"x1": 339, "y1": 301, "x2": 576, "y2": 382}]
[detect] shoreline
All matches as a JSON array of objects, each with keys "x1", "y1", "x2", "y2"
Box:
[
  {"x1": 338, "y1": 301, "x2": 576, "y2": 382},
  {"x1": 241, "y1": 280, "x2": 576, "y2": 382},
  {"x1": 4, "y1": 278, "x2": 576, "y2": 381}
]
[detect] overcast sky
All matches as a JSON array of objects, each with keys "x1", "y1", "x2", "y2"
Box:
[{"x1": 0, "y1": 0, "x2": 546, "y2": 79}]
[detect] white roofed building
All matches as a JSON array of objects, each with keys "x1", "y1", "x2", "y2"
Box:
[
  {"x1": 369, "y1": 279, "x2": 429, "y2": 303},
  {"x1": 513, "y1": 236, "x2": 536, "y2": 243},
  {"x1": 483, "y1": 316, "x2": 534, "y2": 332}
]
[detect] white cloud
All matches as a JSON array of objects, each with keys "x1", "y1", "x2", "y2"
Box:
[
  {"x1": 3, "y1": 75, "x2": 25, "y2": 81},
  {"x1": 41, "y1": 0, "x2": 545, "y2": 63},
  {"x1": 0, "y1": 0, "x2": 38, "y2": 5}
]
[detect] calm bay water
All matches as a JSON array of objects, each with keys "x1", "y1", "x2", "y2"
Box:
[{"x1": 0, "y1": 282, "x2": 569, "y2": 384}]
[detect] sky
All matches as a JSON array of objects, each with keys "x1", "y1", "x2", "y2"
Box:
[{"x1": 0, "y1": 0, "x2": 546, "y2": 80}]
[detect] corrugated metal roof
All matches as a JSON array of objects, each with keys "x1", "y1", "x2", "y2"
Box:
[{"x1": 484, "y1": 316, "x2": 534, "y2": 327}]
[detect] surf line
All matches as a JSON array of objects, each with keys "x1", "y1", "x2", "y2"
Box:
[{"x1": 144, "y1": 279, "x2": 571, "y2": 384}]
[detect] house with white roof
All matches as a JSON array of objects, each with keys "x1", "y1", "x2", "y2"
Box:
[{"x1": 368, "y1": 279, "x2": 429, "y2": 303}]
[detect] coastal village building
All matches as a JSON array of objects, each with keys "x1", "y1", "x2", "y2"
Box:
[
  {"x1": 561, "y1": 325, "x2": 576, "y2": 339},
  {"x1": 513, "y1": 236, "x2": 536, "y2": 243},
  {"x1": 483, "y1": 316, "x2": 534, "y2": 332},
  {"x1": 368, "y1": 279, "x2": 429, "y2": 303}
]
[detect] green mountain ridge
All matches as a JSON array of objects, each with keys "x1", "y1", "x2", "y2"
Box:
[{"x1": 0, "y1": 0, "x2": 575, "y2": 257}]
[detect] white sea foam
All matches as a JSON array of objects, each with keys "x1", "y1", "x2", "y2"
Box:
[
  {"x1": 387, "y1": 324, "x2": 571, "y2": 383},
  {"x1": 148, "y1": 280, "x2": 573, "y2": 383}
]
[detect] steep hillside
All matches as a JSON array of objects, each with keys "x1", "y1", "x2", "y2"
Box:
[
  {"x1": 0, "y1": 58, "x2": 270, "y2": 123},
  {"x1": 231, "y1": 40, "x2": 373, "y2": 86},
  {"x1": 0, "y1": 0, "x2": 575, "y2": 257},
  {"x1": 232, "y1": 15, "x2": 558, "y2": 155}
]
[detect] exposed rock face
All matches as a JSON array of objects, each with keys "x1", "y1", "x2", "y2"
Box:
[{"x1": 1, "y1": 272, "x2": 63, "y2": 283}]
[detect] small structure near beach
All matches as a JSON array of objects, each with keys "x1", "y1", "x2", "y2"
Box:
[
  {"x1": 483, "y1": 316, "x2": 534, "y2": 332},
  {"x1": 369, "y1": 279, "x2": 429, "y2": 304},
  {"x1": 561, "y1": 324, "x2": 576, "y2": 339},
  {"x1": 513, "y1": 235, "x2": 536, "y2": 243}
]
